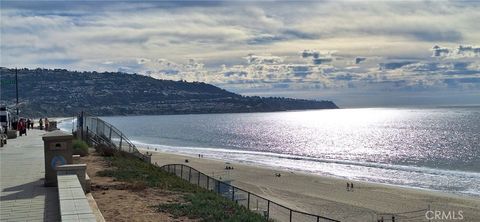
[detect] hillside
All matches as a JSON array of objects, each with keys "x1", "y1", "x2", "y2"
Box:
[{"x1": 0, "y1": 68, "x2": 338, "y2": 117}]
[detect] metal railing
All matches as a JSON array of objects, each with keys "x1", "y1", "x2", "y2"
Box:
[
  {"x1": 160, "y1": 164, "x2": 340, "y2": 222},
  {"x1": 375, "y1": 208, "x2": 429, "y2": 222},
  {"x1": 78, "y1": 114, "x2": 148, "y2": 161}
]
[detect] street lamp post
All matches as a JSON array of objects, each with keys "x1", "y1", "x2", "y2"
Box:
[{"x1": 15, "y1": 68, "x2": 19, "y2": 116}]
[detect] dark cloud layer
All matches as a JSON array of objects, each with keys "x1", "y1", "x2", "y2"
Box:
[
  {"x1": 433, "y1": 45, "x2": 480, "y2": 58},
  {"x1": 379, "y1": 61, "x2": 415, "y2": 70}
]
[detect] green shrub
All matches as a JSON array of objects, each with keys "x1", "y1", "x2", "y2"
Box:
[
  {"x1": 95, "y1": 143, "x2": 116, "y2": 157},
  {"x1": 155, "y1": 192, "x2": 268, "y2": 222},
  {"x1": 72, "y1": 139, "x2": 89, "y2": 156},
  {"x1": 97, "y1": 154, "x2": 200, "y2": 192}
]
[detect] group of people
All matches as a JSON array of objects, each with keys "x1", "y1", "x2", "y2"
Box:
[
  {"x1": 38, "y1": 118, "x2": 49, "y2": 131},
  {"x1": 14, "y1": 118, "x2": 50, "y2": 136},
  {"x1": 346, "y1": 182, "x2": 355, "y2": 191}
]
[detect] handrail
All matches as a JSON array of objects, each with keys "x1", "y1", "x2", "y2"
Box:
[
  {"x1": 92, "y1": 117, "x2": 135, "y2": 147},
  {"x1": 78, "y1": 114, "x2": 147, "y2": 160},
  {"x1": 160, "y1": 163, "x2": 341, "y2": 222}
]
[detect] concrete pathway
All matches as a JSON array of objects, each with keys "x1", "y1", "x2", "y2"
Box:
[{"x1": 1, "y1": 129, "x2": 60, "y2": 221}]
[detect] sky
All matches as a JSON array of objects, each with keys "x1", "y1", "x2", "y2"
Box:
[{"x1": 1, "y1": 0, "x2": 479, "y2": 107}]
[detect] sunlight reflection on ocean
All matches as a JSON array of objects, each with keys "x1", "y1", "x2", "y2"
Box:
[{"x1": 59, "y1": 107, "x2": 480, "y2": 196}]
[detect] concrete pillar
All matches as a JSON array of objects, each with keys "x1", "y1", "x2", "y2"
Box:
[{"x1": 42, "y1": 130, "x2": 73, "y2": 186}]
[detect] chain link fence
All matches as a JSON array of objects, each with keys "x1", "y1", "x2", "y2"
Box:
[{"x1": 160, "y1": 164, "x2": 340, "y2": 222}]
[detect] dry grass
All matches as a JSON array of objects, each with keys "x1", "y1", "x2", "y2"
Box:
[{"x1": 81, "y1": 151, "x2": 198, "y2": 222}]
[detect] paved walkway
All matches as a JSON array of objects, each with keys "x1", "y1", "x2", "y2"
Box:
[{"x1": 1, "y1": 129, "x2": 60, "y2": 221}]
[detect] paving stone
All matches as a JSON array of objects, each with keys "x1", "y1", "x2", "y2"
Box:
[{"x1": 0, "y1": 130, "x2": 60, "y2": 221}]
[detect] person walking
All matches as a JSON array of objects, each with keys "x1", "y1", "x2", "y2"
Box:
[
  {"x1": 18, "y1": 119, "x2": 26, "y2": 136},
  {"x1": 39, "y1": 118, "x2": 43, "y2": 130},
  {"x1": 44, "y1": 118, "x2": 49, "y2": 131},
  {"x1": 26, "y1": 119, "x2": 31, "y2": 130}
]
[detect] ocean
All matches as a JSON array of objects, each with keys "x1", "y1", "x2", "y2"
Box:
[{"x1": 59, "y1": 107, "x2": 480, "y2": 196}]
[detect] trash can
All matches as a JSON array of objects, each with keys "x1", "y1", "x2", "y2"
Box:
[{"x1": 42, "y1": 130, "x2": 73, "y2": 186}]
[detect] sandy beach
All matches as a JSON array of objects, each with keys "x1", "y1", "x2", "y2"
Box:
[{"x1": 146, "y1": 150, "x2": 480, "y2": 222}]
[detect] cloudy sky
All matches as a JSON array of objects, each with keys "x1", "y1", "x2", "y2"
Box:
[{"x1": 1, "y1": 0, "x2": 479, "y2": 107}]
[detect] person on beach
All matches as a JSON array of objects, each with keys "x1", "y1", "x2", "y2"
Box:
[
  {"x1": 351, "y1": 182, "x2": 354, "y2": 191},
  {"x1": 347, "y1": 182, "x2": 350, "y2": 191},
  {"x1": 39, "y1": 118, "x2": 43, "y2": 130}
]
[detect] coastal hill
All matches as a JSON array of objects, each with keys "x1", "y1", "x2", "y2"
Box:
[{"x1": 0, "y1": 67, "x2": 338, "y2": 117}]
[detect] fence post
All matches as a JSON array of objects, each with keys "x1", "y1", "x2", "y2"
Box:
[
  {"x1": 119, "y1": 137, "x2": 123, "y2": 151},
  {"x1": 109, "y1": 127, "x2": 112, "y2": 141},
  {"x1": 231, "y1": 186, "x2": 235, "y2": 201},
  {"x1": 317, "y1": 216, "x2": 320, "y2": 222},
  {"x1": 189, "y1": 167, "x2": 192, "y2": 183},
  {"x1": 197, "y1": 172, "x2": 201, "y2": 186},
  {"x1": 181, "y1": 165, "x2": 183, "y2": 179},
  {"x1": 217, "y1": 181, "x2": 221, "y2": 194},
  {"x1": 174, "y1": 165, "x2": 176, "y2": 176},
  {"x1": 267, "y1": 200, "x2": 270, "y2": 220},
  {"x1": 207, "y1": 177, "x2": 209, "y2": 190},
  {"x1": 289, "y1": 210, "x2": 292, "y2": 222},
  {"x1": 102, "y1": 122, "x2": 105, "y2": 136},
  {"x1": 96, "y1": 119, "x2": 100, "y2": 135},
  {"x1": 247, "y1": 193, "x2": 250, "y2": 209}
]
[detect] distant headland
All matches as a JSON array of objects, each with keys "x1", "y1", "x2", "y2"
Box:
[{"x1": 0, "y1": 67, "x2": 338, "y2": 117}]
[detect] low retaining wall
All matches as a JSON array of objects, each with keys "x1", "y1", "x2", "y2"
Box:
[{"x1": 57, "y1": 174, "x2": 96, "y2": 221}]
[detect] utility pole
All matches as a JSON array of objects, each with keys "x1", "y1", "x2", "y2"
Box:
[{"x1": 15, "y1": 68, "x2": 19, "y2": 116}]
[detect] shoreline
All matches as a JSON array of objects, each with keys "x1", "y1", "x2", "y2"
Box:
[
  {"x1": 134, "y1": 144, "x2": 479, "y2": 198},
  {"x1": 145, "y1": 149, "x2": 480, "y2": 222}
]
